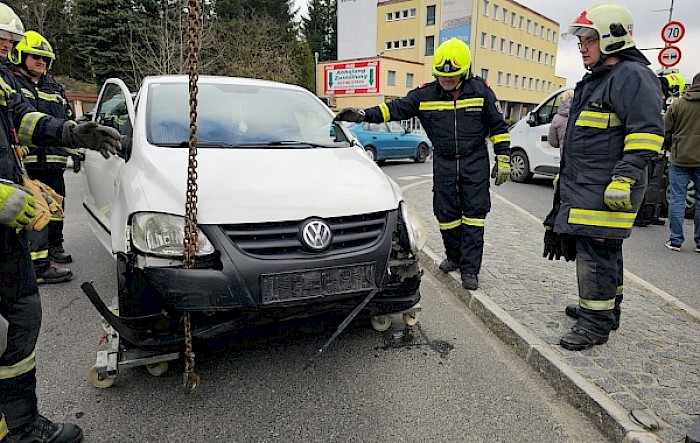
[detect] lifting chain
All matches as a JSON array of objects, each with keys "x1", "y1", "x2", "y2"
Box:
[{"x1": 182, "y1": 0, "x2": 202, "y2": 394}]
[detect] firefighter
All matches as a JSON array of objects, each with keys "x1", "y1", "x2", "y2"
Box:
[
  {"x1": 543, "y1": 3, "x2": 664, "y2": 351},
  {"x1": 659, "y1": 72, "x2": 685, "y2": 110},
  {"x1": 334, "y1": 38, "x2": 511, "y2": 290},
  {"x1": 8, "y1": 30, "x2": 75, "y2": 283},
  {"x1": 0, "y1": 3, "x2": 121, "y2": 441}
]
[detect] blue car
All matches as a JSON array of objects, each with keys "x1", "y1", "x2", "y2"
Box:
[{"x1": 348, "y1": 121, "x2": 432, "y2": 163}]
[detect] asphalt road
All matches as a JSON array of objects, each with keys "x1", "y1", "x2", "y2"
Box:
[
  {"x1": 380, "y1": 159, "x2": 700, "y2": 311},
  {"x1": 30, "y1": 171, "x2": 609, "y2": 442}
]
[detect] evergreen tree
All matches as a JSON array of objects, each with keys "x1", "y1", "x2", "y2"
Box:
[{"x1": 300, "y1": 0, "x2": 336, "y2": 62}]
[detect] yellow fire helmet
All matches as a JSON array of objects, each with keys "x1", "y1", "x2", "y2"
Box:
[
  {"x1": 432, "y1": 37, "x2": 472, "y2": 78},
  {"x1": 566, "y1": 3, "x2": 635, "y2": 55},
  {"x1": 10, "y1": 30, "x2": 55, "y2": 70},
  {"x1": 0, "y1": 2, "x2": 24, "y2": 42},
  {"x1": 664, "y1": 73, "x2": 685, "y2": 97}
]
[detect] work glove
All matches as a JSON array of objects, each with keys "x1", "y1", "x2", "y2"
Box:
[
  {"x1": 61, "y1": 121, "x2": 121, "y2": 159},
  {"x1": 491, "y1": 154, "x2": 510, "y2": 186},
  {"x1": 334, "y1": 107, "x2": 365, "y2": 123},
  {"x1": 71, "y1": 150, "x2": 86, "y2": 173},
  {"x1": 1, "y1": 312, "x2": 8, "y2": 358},
  {"x1": 21, "y1": 176, "x2": 63, "y2": 231},
  {"x1": 543, "y1": 227, "x2": 563, "y2": 260},
  {"x1": 0, "y1": 181, "x2": 36, "y2": 229},
  {"x1": 604, "y1": 175, "x2": 635, "y2": 211},
  {"x1": 543, "y1": 227, "x2": 577, "y2": 262}
]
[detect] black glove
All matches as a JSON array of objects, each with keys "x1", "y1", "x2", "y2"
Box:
[
  {"x1": 61, "y1": 121, "x2": 121, "y2": 159},
  {"x1": 334, "y1": 107, "x2": 365, "y2": 123},
  {"x1": 560, "y1": 234, "x2": 577, "y2": 262},
  {"x1": 543, "y1": 228, "x2": 563, "y2": 260},
  {"x1": 71, "y1": 151, "x2": 85, "y2": 173}
]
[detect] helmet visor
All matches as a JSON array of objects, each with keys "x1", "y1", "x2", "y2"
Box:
[{"x1": 0, "y1": 29, "x2": 23, "y2": 42}]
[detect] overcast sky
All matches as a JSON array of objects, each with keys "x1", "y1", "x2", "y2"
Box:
[{"x1": 295, "y1": 0, "x2": 698, "y2": 85}]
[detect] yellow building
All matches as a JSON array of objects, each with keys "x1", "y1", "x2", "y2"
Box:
[{"x1": 319, "y1": 0, "x2": 567, "y2": 123}]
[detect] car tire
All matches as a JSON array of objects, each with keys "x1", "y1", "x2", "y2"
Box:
[
  {"x1": 413, "y1": 143, "x2": 429, "y2": 163},
  {"x1": 365, "y1": 146, "x2": 377, "y2": 162},
  {"x1": 509, "y1": 150, "x2": 533, "y2": 183}
]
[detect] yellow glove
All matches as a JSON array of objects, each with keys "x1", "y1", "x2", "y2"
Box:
[
  {"x1": 21, "y1": 176, "x2": 64, "y2": 231},
  {"x1": 0, "y1": 181, "x2": 36, "y2": 229},
  {"x1": 491, "y1": 155, "x2": 511, "y2": 186},
  {"x1": 604, "y1": 176, "x2": 635, "y2": 211}
]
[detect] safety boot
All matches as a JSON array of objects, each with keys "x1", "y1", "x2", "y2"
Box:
[
  {"x1": 438, "y1": 259, "x2": 459, "y2": 273},
  {"x1": 564, "y1": 298, "x2": 621, "y2": 331},
  {"x1": 559, "y1": 325, "x2": 608, "y2": 351},
  {"x1": 49, "y1": 245, "x2": 72, "y2": 264},
  {"x1": 5, "y1": 415, "x2": 83, "y2": 443},
  {"x1": 461, "y1": 272, "x2": 478, "y2": 290},
  {"x1": 36, "y1": 266, "x2": 73, "y2": 284}
]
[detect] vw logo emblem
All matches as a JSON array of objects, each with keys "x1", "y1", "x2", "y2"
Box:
[{"x1": 301, "y1": 219, "x2": 332, "y2": 251}]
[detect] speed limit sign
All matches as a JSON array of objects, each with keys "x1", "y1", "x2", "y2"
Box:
[{"x1": 661, "y1": 21, "x2": 685, "y2": 44}]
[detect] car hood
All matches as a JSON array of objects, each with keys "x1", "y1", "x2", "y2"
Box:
[{"x1": 130, "y1": 145, "x2": 402, "y2": 224}]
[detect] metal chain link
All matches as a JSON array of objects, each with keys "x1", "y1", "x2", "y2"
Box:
[{"x1": 182, "y1": 0, "x2": 202, "y2": 394}]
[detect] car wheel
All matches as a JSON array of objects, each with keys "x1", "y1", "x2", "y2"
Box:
[
  {"x1": 365, "y1": 146, "x2": 377, "y2": 162},
  {"x1": 413, "y1": 143, "x2": 429, "y2": 163},
  {"x1": 509, "y1": 150, "x2": 533, "y2": 183}
]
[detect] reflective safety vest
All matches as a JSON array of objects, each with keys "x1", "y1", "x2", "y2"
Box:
[{"x1": 554, "y1": 60, "x2": 665, "y2": 239}]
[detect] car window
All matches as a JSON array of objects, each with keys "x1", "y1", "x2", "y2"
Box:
[
  {"x1": 95, "y1": 84, "x2": 130, "y2": 136},
  {"x1": 387, "y1": 121, "x2": 405, "y2": 133},
  {"x1": 147, "y1": 82, "x2": 345, "y2": 147},
  {"x1": 367, "y1": 123, "x2": 388, "y2": 133}
]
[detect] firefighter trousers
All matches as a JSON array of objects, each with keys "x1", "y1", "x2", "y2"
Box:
[
  {"x1": 0, "y1": 229, "x2": 42, "y2": 431},
  {"x1": 574, "y1": 237, "x2": 624, "y2": 336},
  {"x1": 432, "y1": 153, "x2": 491, "y2": 275}
]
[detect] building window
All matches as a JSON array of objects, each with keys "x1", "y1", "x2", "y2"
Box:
[
  {"x1": 483, "y1": 0, "x2": 489, "y2": 15},
  {"x1": 529, "y1": 78, "x2": 533, "y2": 90},
  {"x1": 426, "y1": 5, "x2": 436, "y2": 26},
  {"x1": 544, "y1": 54, "x2": 548, "y2": 65},
  {"x1": 402, "y1": 10, "x2": 409, "y2": 18},
  {"x1": 552, "y1": 31, "x2": 557, "y2": 41},
  {"x1": 385, "y1": 42, "x2": 392, "y2": 50},
  {"x1": 406, "y1": 73, "x2": 414, "y2": 88},
  {"x1": 490, "y1": 35, "x2": 497, "y2": 50},
  {"x1": 519, "y1": 15, "x2": 524, "y2": 29},
  {"x1": 527, "y1": 19, "x2": 532, "y2": 33},
  {"x1": 480, "y1": 68, "x2": 489, "y2": 81},
  {"x1": 409, "y1": 38, "x2": 415, "y2": 47},
  {"x1": 386, "y1": 13, "x2": 392, "y2": 21},
  {"x1": 541, "y1": 27, "x2": 545, "y2": 38},
  {"x1": 506, "y1": 73, "x2": 511, "y2": 86},
  {"x1": 534, "y1": 22, "x2": 538, "y2": 35},
  {"x1": 425, "y1": 36, "x2": 435, "y2": 56},
  {"x1": 514, "y1": 74, "x2": 519, "y2": 88},
  {"x1": 509, "y1": 41, "x2": 514, "y2": 55},
  {"x1": 410, "y1": 8, "x2": 417, "y2": 17},
  {"x1": 481, "y1": 32, "x2": 487, "y2": 47},
  {"x1": 500, "y1": 38, "x2": 505, "y2": 52},
  {"x1": 493, "y1": 4, "x2": 499, "y2": 19},
  {"x1": 517, "y1": 43, "x2": 522, "y2": 57},
  {"x1": 394, "y1": 11, "x2": 400, "y2": 20},
  {"x1": 393, "y1": 40, "x2": 400, "y2": 49},
  {"x1": 535, "y1": 79, "x2": 540, "y2": 90},
  {"x1": 538, "y1": 50, "x2": 542, "y2": 63},
  {"x1": 511, "y1": 12, "x2": 516, "y2": 26},
  {"x1": 524, "y1": 46, "x2": 529, "y2": 59},
  {"x1": 521, "y1": 76, "x2": 526, "y2": 88},
  {"x1": 502, "y1": 8, "x2": 508, "y2": 22},
  {"x1": 401, "y1": 39, "x2": 408, "y2": 47},
  {"x1": 388, "y1": 70, "x2": 396, "y2": 86},
  {"x1": 497, "y1": 71, "x2": 503, "y2": 85}
]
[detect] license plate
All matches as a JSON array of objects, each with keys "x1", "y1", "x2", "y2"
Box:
[{"x1": 261, "y1": 263, "x2": 376, "y2": 304}]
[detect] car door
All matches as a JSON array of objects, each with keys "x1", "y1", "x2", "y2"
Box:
[
  {"x1": 82, "y1": 79, "x2": 135, "y2": 253},
  {"x1": 386, "y1": 121, "x2": 413, "y2": 158},
  {"x1": 362, "y1": 123, "x2": 392, "y2": 159}
]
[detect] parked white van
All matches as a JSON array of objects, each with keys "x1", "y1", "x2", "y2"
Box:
[{"x1": 508, "y1": 86, "x2": 574, "y2": 183}]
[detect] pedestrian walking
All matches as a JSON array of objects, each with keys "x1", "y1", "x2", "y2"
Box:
[
  {"x1": 8, "y1": 30, "x2": 75, "y2": 284},
  {"x1": 542, "y1": 3, "x2": 664, "y2": 351},
  {"x1": 663, "y1": 72, "x2": 700, "y2": 252},
  {"x1": 0, "y1": 3, "x2": 122, "y2": 441},
  {"x1": 334, "y1": 37, "x2": 511, "y2": 290}
]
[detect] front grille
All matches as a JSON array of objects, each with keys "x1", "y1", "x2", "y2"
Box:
[{"x1": 222, "y1": 211, "x2": 388, "y2": 258}]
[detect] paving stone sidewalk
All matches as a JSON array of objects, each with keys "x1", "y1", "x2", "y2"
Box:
[{"x1": 400, "y1": 178, "x2": 700, "y2": 443}]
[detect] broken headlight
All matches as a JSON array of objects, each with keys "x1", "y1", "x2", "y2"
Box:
[
  {"x1": 131, "y1": 212, "x2": 215, "y2": 258},
  {"x1": 399, "y1": 202, "x2": 427, "y2": 254}
]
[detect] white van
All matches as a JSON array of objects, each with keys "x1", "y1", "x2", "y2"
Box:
[{"x1": 508, "y1": 86, "x2": 574, "y2": 183}]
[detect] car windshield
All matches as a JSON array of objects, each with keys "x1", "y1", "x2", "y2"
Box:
[{"x1": 146, "y1": 81, "x2": 347, "y2": 148}]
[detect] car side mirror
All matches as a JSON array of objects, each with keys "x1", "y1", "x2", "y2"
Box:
[{"x1": 526, "y1": 112, "x2": 537, "y2": 127}]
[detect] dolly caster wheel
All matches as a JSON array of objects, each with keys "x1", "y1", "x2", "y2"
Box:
[
  {"x1": 146, "y1": 362, "x2": 169, "y2": 377},
  {"x1": 88, "y1": 365, "x2": 116, "y2": 389},
  {"x1": 402, "y1": 310, "x2": 421, "y2": 326},
  {"x1": 371, "y1": 315, "x2": 391, "y2": 331}
]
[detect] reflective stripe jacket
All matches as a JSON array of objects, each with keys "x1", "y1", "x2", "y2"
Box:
[
  {"x1": 0, "y1": 64, "x2": 65, "y2": 251},
  {"x1": 554, "y1": 59, "x2": 664, "y2": 239},
  {"x1": 362, "y1": 77, "x2": 510, "y2": 159},
  {"x1": 9, "y1": 68, "x2": 76, "y2": 170}
]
